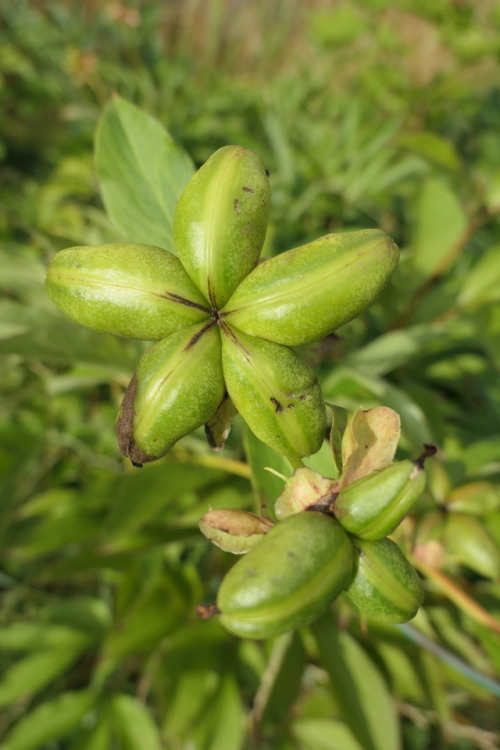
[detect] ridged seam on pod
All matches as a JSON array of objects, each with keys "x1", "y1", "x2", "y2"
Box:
[
  {"x1": 45, "y1": 243, "x2": 211, "y2": 340},
  {"x1": 345, "y1": 537, "x2": 423, "y2": 623},
  {"x1": 217, "y1": 511, "x2": 354, "y2": 639},
  {"x1": 221, "y1": 229, "x2": 399, "y2": 346},
  {"x1": 220, "y1": 325, "x2": 327, "y2": 461},
  {"x1": 333, "y1": 446, "x2": 436, "y2": 540},
  {"x1": 173, "y1": 145, "x2": 271, "y2": 309},
  {"x1": 116, "y1": 321, "x2": 225, "y2": 465}
]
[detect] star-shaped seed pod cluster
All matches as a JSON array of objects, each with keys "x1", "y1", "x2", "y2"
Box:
[{"x1": 45, "y1": 146, "x2": 399, "y2": 466}]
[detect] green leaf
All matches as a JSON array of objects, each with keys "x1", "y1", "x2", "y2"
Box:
[
  {"x1": 0, "y1": 648, "x2": 83, "y2": 707},
  {"x1": 375, "y1": 643, "x2": 427, "y2": 704},
  {"x1": 243, "y1": 426, "x2": 292, "y2": 520},
  {"x1": 191, "y1": 674, "x2": 244, "y2": 750},
  {"x1": 345, "y1": 325, "x2": 451, "y2": 377},
  {"x1": 458, "y1": 244, "x2": 500, "y2": 308},
  {"x1": 293, "y1": 718, "x2": 363, "y2": 750},
  {"x1": 103, "y1": 461, "x2": 223, "y2": 542},
  {"x1": 411, "y1": 178, "x2": 467, "y2": 278},
  {"x1": 0, "y1": 299, "x2": 139, "y2": 373},
  {"x1": 67, "y1": 710, "x2": 112, "y2": 750},
  {"x1": 322, "y1": 368, "x2": 434, "y2": 452},
  {"x1": 313, "y1": 613, "x2": 400, "y2": 750},
  {"x1": 399, "y1": 132, "x2": 460, "y2": 172},
  {"x1": 102, "y1": 567, "x2": 196, "y2": 660},
  {"x1": 0, "y1": 623, "x2": 90, "y2": 652},
  {"x1": 2, "y1": 690, "x2": 97, "y2": 750},
  {"x1": 327, "y1": 404, "x2": 349, "y2": 476},
  {"x1": 111, "y1": 694, "x2": 162, "y2": 750},
  {"x1": 252, "y1": 631, "x2": 306, "y2": 729},
  {"x1": 95, "y1": 96, "x2": 194, "y2": 251}
]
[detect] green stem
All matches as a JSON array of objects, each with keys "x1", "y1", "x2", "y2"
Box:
[
  {"x1": 286, "y1": 455, "x2": 306, "y2": 471},
  {"x1": 396, "y1": 624, "x2": 500, "y2": 698}
]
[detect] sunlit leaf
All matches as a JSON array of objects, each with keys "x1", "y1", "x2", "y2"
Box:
[
  {"x1": 95, "y1": 96, "x2": 194, "y2": 250},
  {"x1": 2, "y1": 690, "x2": 97, "y2": 750}
]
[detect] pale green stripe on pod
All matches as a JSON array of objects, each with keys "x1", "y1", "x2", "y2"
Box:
[
  {"x1": 116, "y1": 322, "x2": 225, "y2": 464},
  {"x1": 218, "y1": 511, "x2": 354, "y2": 639},
  {"x1": 173, "y1": 145, "x2": 270, "y2": 308},
  {"x1": 222, "y1": 229, "x2": 399, "y2": 346},
  {"x1": 221, "y1": 326, "x2": 326, "y2": 461},
  {"x1": 334, "y1": 460, "x2": 426, "y2": 540},
  {"x1": 45, "y1": 243, "x2": 211, "y2": 340},
  {"x1": 344, "y1": 537, "x2": 423, "y2": 623}
]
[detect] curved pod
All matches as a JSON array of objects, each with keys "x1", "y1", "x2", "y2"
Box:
[
  {"x1": 221, "y1": 326, "x2": 326, "y2": 461},
  {"x1": 334, "y1": 460, "x2": 426, "y2": 540},
  {"x1": 218, "y1": 511, "x2": 354, "y2": 639},
  {"x1": 174, "y1": 145, "x2": 270, "y2": 308},
  {"x1": 45, "y1": 243, "x2": 210, "y2": 340},
  {"x1": 117, "y1": 322, "x2": 225, "y2": 464},
  {"x1": 222, "y1": 230, "x2": 399, "y2": 345},
  {"x1": 345, "y1": 537, "x2": 423, "y2": 623}
]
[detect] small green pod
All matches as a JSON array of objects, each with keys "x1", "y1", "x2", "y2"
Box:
[
  {"x1": 345, "y1": 537, "x2": 423, "y2": 623},
  {"x1": 116, "y1": 322, "x2": 225, "y2": 465},
  {"x1": 222, "y1": 229, "x2": 399, "y2": 346},
  {"x1": 218, "y1": 511, "x2": 354, "y2": 639},
  {"x1": 221, "y1": 326, "x2": 326, "y2": 461},
  {"x1": 334, "y1": 459, "x2": 427, "y2": 540},
  {"x1": 45, "y1": 243, "x2": 211, "y2": 340},
  {"x1": 173, "y1": 145, "x2": 271, "y2": 309}
]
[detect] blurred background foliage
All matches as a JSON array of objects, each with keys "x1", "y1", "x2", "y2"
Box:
[{"x1": 1, "y1": 0, "x2": 500, "y2": 748}]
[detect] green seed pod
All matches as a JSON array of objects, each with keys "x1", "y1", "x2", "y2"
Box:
[
  {"x1": 116, "y1": 322, "x2": 225, "y2": 465},
  {"x1": 199, "y1": 509, "x2": 274, "y2": 555},
  {"x1": 45, "y1": 243, "x2": 211, "y2": 340},
  {"x1": 221, "y1": 229, "x2": 399, "y2": 346},
  {"x1": 173, "y1": 145, "x2": 271, "y2": 309},
  {"x1": 218, "y1": 511, "x2": 354, "y2": 639},
  {"x1": 334, "y1": 447, "x2": 436, "y2": 540},
  {"x1": 345, "y1": 537, "x2": 423, "y2": 623},
  {"x1": 221, "y1": 326, "x2": 326, "y2": 461}
]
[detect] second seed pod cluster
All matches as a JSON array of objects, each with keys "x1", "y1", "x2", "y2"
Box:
[{"x1": 200, "y1": 410, "x2": 436, "y2": 639}]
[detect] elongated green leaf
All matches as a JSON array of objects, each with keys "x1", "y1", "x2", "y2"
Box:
[
  {"x1": 243, "y1": 426, "x2": 292, "y2": 520},
  {"x1": 112, "y1": 694, "x2": 162, "y2": 750},
  {"x1": 0, "y1": 623, "x2": 90, "y2": 652},
  {"x1": 2, "y1": 690, "x2": 97, "y2": 750},
  {"x1": 411, "y1": 178, "x2": 467, "y2": 278},
  {"x1": 68, "y1": 711, "x2": 112, "y2": 750},
  {"x1": 0, "y1": 300, "x2": 139, "y2": 373},
  {"x1": 103, "y1": 567, "x2": 195, "y2": 660},
  {"x1": 0, "y1": 648, "x2": 83, "y2": 707},
  {"x1": 252, "y1": 631, "x2": 306, "y2": 729},
  {"x1": 458, "y1": 244, "x2": 500, "y2": 308},
  {"x1": 345, "y1": 325, "x2": 451, "y2": 377},
  {"x1": 322, "y1": 367, "x2": 434, "y2": 451},
  {"x1": 293, "y1": 718, "x2": 363, "y2": 750},
  {"x1": 328, "y1": 404, "x2": 349, "y2": 476},
  {"x1": 95, "y1": 96, "x2": 194, "y2": 250},
  {"x1": 399, "y1": 132, "x2": 460, "y2": 172},
  {"x1": 191, "y1": 674, "x2": 244, "y2": 750},
  {"x1": 313, "y1": 613, "x2": 400, "y2": 750},
  {"x1": 104, "y1": 462, "x2": 223, "y2": 542}
]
